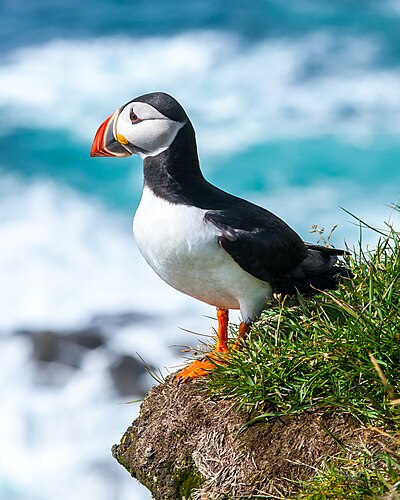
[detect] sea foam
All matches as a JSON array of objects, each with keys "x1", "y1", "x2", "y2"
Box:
[
  {"x1": 0, "y1": 31, "x2": 400, "y2": 156},
  {"x1": 0, "y1": 173, "x2": 211, "y2": 332}
]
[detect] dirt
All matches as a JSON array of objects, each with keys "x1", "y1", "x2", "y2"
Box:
[{"x1": 112, "y1": 377, "x2": 377, "y2": 499}]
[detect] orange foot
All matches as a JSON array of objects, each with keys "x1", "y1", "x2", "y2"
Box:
[{"x1": 173, "y1": 351, "x2": 227, "y2": 382}]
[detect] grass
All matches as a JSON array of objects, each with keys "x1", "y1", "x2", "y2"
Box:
[
  {"x1": 295, "y1": 436, "x2": 400, "y2": 499},
  {"x1": 206, "y1": 204, "x2": 400, "y2": 499}
]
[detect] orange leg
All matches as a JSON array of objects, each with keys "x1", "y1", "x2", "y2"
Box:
[
  {"x1": 215, "y1": 307, "x2": 229, "y2": 353},
  {"x1": 173, "y1": 308, "x2": 229, "y2": 382},
  {"x1": 233, "y1": 321, "x2": 251, "y2": 350}
]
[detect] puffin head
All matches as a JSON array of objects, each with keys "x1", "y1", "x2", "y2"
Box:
[{"x1": 90, "y1": 92, "x2": 188, "y2": 159}]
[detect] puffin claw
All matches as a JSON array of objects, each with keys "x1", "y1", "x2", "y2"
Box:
[
  {"x1": 173, "y1": 373, "x2": 186, "y2": 385},
  {"x1": 172, "y1": 353, "x2": 228, "y2": 382}
]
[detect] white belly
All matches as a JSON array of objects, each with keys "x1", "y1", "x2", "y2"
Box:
[{"x1": 133, "y1": 187, "x2": 272, "y2": 320}]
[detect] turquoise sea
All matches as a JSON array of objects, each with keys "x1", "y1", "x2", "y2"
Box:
[{"x1": 1, "y1": 1, "x2": 400, "y2": 498}]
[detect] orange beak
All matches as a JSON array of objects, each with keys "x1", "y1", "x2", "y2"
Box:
[{"x1": 90, "y1": 109, "x2": 132, "y2": 158}]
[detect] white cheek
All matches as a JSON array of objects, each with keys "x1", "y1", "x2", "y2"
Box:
[
  {"x1": 134, "y1": 120, "x2": 178, "y2": 150},
  {"x1": 118, "y1": 119, "x2": 183, "y2": 157}
]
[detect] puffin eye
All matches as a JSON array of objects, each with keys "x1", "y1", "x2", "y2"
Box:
[{"x1": 130, "y1": 109, "x2": 140, "y2": 124}]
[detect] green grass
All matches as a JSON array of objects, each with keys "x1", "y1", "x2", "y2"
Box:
[
  {"x1": 206, "y1": 204, "x2": 400, "y2": 499},
  {"x1": 295, "y1": 441, "x2": 400, "y2": 499}
]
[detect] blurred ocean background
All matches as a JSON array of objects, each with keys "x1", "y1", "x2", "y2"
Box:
[{"x1": 1, "y1": 1, "x2": 400, "y2": 499}]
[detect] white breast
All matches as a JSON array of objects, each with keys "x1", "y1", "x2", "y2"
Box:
[{"x1": 133, "y1": 187, "x2": 272, "y2": 321}]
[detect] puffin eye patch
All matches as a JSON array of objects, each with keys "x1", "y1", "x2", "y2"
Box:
[{"x1": 130, "y1": 109, "x2": 141, "y2": 124}]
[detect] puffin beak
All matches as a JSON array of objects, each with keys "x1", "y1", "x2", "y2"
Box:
[{"x1": 90, "y1": 109, "x2": 132, "y2": 158}]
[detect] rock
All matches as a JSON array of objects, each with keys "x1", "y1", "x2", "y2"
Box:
[
  {"x1": 109, "y1": 355, "x2": 153, "y2": 397},
  {"x1": 66, "y1": 329, "x2": 105, "y2": 349},
  {"x1": 31, "y1": 328, "x2": 105, "y2": 368},
  {"x1": 26, "y1": 309, "x2": 155, "y2": 370},
  {"x1": 112, "y1": 378, "x2": 378, "y2": 499},
  {"x1": 26, "y1": 314, "x2": 154, "y2": 395}
]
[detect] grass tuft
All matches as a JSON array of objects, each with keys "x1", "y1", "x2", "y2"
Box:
[
  {"x1": 295, "y1": 427, "x2": 400, "y2": 499},
  {"x1": 207, "y1": 207, "x2": 400, "y2": 425},
  {"x1": 206, "y1": 204, "x2": 400, "y2": 498}
]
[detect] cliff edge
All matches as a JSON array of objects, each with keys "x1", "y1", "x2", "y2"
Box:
[{"x1": 112, "y1": 377, "x2": 373, "y2": 499}]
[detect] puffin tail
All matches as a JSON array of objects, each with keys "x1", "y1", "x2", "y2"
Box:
[{"x1": 271, "y1": 265, "x2": 353, "y2": 297}]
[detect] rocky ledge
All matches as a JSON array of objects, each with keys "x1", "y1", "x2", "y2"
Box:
[{"x1": 112, "y1": 377, "x2": 378, "y2": 499}]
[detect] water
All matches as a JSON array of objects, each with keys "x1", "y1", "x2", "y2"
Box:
[{"x1": 1, "y1": 1, "x2": 400, "y2": 499}]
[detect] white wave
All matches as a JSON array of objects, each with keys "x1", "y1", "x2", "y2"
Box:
[
  {"x1": 0, "y1": 173, "x2": 214, "y2": 332},
  {"x1": 1, "y1": 32, "x2": 400, "y2": 155}
]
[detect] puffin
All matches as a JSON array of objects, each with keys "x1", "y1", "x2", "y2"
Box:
[{"x1": 90, "y1": 92, "x2": 350, "y2": 381}]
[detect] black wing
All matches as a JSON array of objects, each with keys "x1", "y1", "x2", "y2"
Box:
[{"x1": 204, "y1": 204, "x2": 308, "y2": 282}]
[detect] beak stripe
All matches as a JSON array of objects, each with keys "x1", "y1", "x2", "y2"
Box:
[{"x1": 90, "y1": 110, "x2": 132, "y2": 158}]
